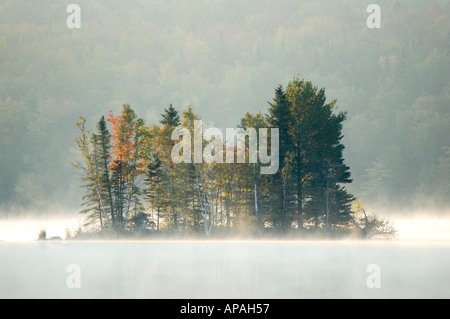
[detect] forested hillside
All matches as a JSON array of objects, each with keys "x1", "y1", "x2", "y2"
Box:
[{"x1": 0, "y1": 0, "x2": 449, "y2": 214}]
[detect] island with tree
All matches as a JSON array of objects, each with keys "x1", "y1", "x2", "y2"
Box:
[{"x1": 71, "y1": 78, "x2": 395, "y2": 240}]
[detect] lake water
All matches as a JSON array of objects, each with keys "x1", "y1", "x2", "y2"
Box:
[{"x1": 0, "y1": 240, "x2": 449, "y2": 299}]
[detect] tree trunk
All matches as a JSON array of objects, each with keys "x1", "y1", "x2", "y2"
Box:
[
  {"x1": 98, "y1": 203, "x2": 103, "y2": 229},
  {"x1": 296, "y1": 147, "x2": 303, "y2": 230},
  {"x1": 280, "y1": 172, "x2": 286, "y2": 231},
  {"x1": 324, "y1": 179, "x2": 330, "y2": 233},
  {"x1": 102, "y1": 147, "x2": 114, "y2": 231},
  {"x1": 192, "y1": 195, "x2": 197, "y2": 230},
  {"x1": 169, "y1": 207, "x2": 172, "y2": 230},
  {"x1": 253, "y1": 164, "x2": 261, "y2": 232},
  {"x1": 226, "y1": 188, "x2": 231, "y2": 228},
  {"x1": 157, "y1": 206, "x2": 160, "y2": 231}
]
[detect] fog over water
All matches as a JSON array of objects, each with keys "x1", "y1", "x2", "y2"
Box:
[
  {"x1": 0, "y1": 216, "x2": 449, "y2": 299},
  {"x1": 1, "y1": 240, "x2": 449, "y2": 299},
  {"x1": 2, "y1": 213, "x2": 450, "y2": 241}
]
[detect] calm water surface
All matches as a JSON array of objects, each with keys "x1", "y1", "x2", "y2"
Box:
[{"x1": 0, "y1": 240, "x2": 449, "y2": 298}]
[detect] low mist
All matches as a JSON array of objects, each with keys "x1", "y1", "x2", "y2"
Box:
[
  {"x1": 2, "y1": 209, "x2": 450, "y2": 242},
  {"x1": 1, "y1": 212, "x2": 450, "y2": 299},
  {"x1": 0, "y1": 213, "x2": 80, "y2": 241}
]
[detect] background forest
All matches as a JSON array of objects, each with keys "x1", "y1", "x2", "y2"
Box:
[{"x1": 0, "y1": 0, "x2": 449, "y2": 218}]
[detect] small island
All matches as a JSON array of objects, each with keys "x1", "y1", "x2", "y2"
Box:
[{"x1": 70, "y1": 78, "x2": 395, "y2": 241}]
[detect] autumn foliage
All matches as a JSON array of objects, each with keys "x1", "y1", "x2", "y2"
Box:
[{"x1": 107, "y1": 106, "x2": 137, "y2": 171}]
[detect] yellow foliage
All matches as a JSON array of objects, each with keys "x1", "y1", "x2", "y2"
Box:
[{"x1": 351, "y1": 199, "x2": 364, "y2": 214}]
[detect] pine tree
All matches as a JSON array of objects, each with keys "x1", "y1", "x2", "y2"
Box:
[
  {"x1": 267, "y1": 85, "x2": 293, "y2": 231},
  {"x1": 153, "y1": 104, "x2": 182, "y2": 230},
  {"x1": 94, "y1": 116, "x2": 115, "y2": 227},
  {"x1": 285, "y1": 78, "x2": 354, "y2": 231},
  {"x1": 145, "y1": 152, "x2": 166, "y2": 231},
  {"x1": 284, "y1": 79, "x2": 312, "y2": 229},
  {"x1": 178, "y1": 107, "x2": 203, "y2": 232},
  {"x1": 160, "y1": 104, "x2": 181, "y2": 127},
  {"x1": 73, "y1": 117, "x2": 112, "y2": 232}
]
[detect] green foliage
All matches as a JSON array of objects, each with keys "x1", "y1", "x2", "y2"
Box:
[
  {"x1": 160, "y1": 104, "x2": 181, "y2": 127},
  {"x1": 265, "y1": 80, "x2": 354, "y2": 231}
]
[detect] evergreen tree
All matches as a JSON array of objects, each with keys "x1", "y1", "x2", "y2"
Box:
[
  {"x1": 267, "y1": 85, "x2": 294, "y2": 230},
  {"x1": 145, "y1": 150, "x2": 167, "y2": 231},
  {"x1": 178, "y1": 107, "x2": 204, "y2": 232},
  {"x1": 78, "y1": 132, "x2": 104, "y2": 230},
  {"x1": 285, "y1": 78, "x2": 353, "y2": 231},
  {"x1": 160, "y1": 104, "x2": 181, "y2": 127},
  {"x1": 94, "y1": 116, "x2": 115, "y2": 227},
  {"x1": 154, "y1": 104, "x2": 183, "y2": 230},
  {"x1": 285, "y1": 78, "x2": 314, "y2": 229},
  {"x1": 73, "y1": 117, "x2": 113, "y2": 232}
]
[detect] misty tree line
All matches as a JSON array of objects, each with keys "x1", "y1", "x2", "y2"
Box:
[{"x1": 74, "y1": 78, "x2": 393, "y2": 238}]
